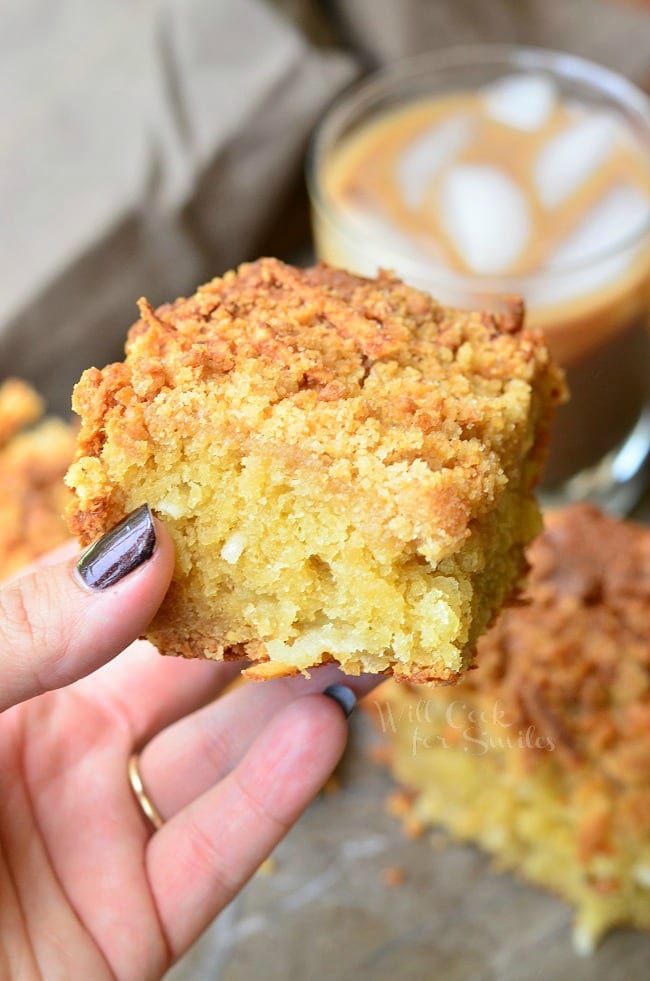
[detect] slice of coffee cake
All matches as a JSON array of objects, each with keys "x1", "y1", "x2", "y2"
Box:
[
  {"x1": 0, "y1": 379, "x2": 75, "y2": 580},
  {"x1": 373, "y1": 504, "x2": 650, "y2": 951},
  {"x1": 65, "y1": 259, "x2": 562, "y2": 682}
]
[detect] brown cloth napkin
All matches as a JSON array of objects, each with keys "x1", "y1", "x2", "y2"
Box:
[
  {"x1": 0, "y1": 0, "x2": 354, "y2": 412},
  {"x1": 2, "y1": 1, "x2": 649, "y2": 418},
  {"x1": 328, "y1": 0, "x2": 650, "y2": 80}
]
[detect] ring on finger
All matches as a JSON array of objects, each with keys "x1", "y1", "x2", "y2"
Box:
[{"x1": 128, "y1": 752, "x2": 165, "y2": 832}]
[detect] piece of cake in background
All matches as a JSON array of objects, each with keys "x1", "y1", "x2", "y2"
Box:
[
  {"x1": 0, "y1": 379, "x2": 76, "y2": 581},
  {"x1": 370, "y1": 504, "x2": 650, "y2": 953},
  {"x1": 65, "y1": 258, "x2": 564, "y2": 683}
]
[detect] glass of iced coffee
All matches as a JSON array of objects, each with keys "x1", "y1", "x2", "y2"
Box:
[{"x1": 308, "y1": 47, "x2": 650, "y2": 515}]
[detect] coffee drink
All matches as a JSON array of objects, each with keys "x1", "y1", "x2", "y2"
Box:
[{"x1": 311, "y1": 59, "x2": 650, "y2": 510}]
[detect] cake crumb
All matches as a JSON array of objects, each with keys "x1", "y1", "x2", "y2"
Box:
[
  {"x1": 257, "y1": 857, "x2": 277, "y2": 877},
  {"x1": 368, "y1": 743, "x2": 391, "y2": 766},
  {"x1": 403, "y1": 817, "x2": 426, "y2": 839},
  {"x1": 382, "y1": 865, "x2": 406, "y2": 887},
  {"x1": 385, "y1": 790, "x2": 414, "y2": 819},
  {"x1": 322, "y1": 774, "x2": 341, "y2": 795}
]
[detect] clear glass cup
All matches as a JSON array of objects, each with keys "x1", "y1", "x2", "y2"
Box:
[{"x1": 307, "y1": 46, "x2": 650, "y2": 516}]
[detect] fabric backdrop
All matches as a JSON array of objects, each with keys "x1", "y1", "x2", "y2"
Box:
[{"x1": 2, "y1": 0, "x2": 649, "y2": 414}]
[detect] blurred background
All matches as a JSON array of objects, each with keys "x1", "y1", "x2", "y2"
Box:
[{"x1": 1, "y1": 0, "x2": 649, "y2": 414}]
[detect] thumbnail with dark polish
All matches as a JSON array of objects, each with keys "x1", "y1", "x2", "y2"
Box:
[
  {"x1": 76, "y1": 504, "x2": 156, "y2": 590},
  {"x1": 323, "y1": 684, "x2": 357, "y2": 718}
]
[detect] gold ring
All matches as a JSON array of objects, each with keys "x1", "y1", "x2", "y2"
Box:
[{"x1": 128, "y1": 753, "x2": 164, "y2": 831}]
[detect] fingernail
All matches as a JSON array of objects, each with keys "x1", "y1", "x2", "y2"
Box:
[
  {"x1": 75, "y1": 504, "x2": 156, "y2": 590},
  {"x1": 323, "y1": 684, "x2": 356, "y2": 719}
]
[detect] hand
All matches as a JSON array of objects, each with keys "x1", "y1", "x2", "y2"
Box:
[{"x1": 0, "y1": 505, "x2": 379, "y2": 980}]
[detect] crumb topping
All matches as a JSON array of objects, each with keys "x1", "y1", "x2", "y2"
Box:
[
  {"x1": 467, "y1": 504, "x2": 650, "y2": 793},
  {"x1": 69, "y1": 258, "x2": 563, "y2": 552}
]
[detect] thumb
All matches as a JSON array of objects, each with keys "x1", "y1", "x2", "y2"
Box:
[{"x1": 0, "y1": 504, "x2": 174, "y2": 712}]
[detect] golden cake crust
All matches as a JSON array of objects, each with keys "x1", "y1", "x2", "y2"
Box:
[{"x1": 66, "y1": 259, "x2": 563, "y2": 681}]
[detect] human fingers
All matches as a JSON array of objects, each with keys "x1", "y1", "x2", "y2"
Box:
[
  {"x1": 75, "y1": 639, "x2": 243, "y2": 744},
  {"x1": 0, "y1": 540, "x2": 79, "y2": 586},
  {"x1": 147, "y1": 691, "x2": 352, "y2": 957},
  {"x1": 137, "y1": 665, "x2": 382, "y2": 819},
  {"x1": 0, "y1": 505, "x2": 174, "y2": 712}
]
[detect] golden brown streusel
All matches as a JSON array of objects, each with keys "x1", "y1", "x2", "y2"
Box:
[{"x1": 65, "y1": 259, "x2": 563, "y2": 681}]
